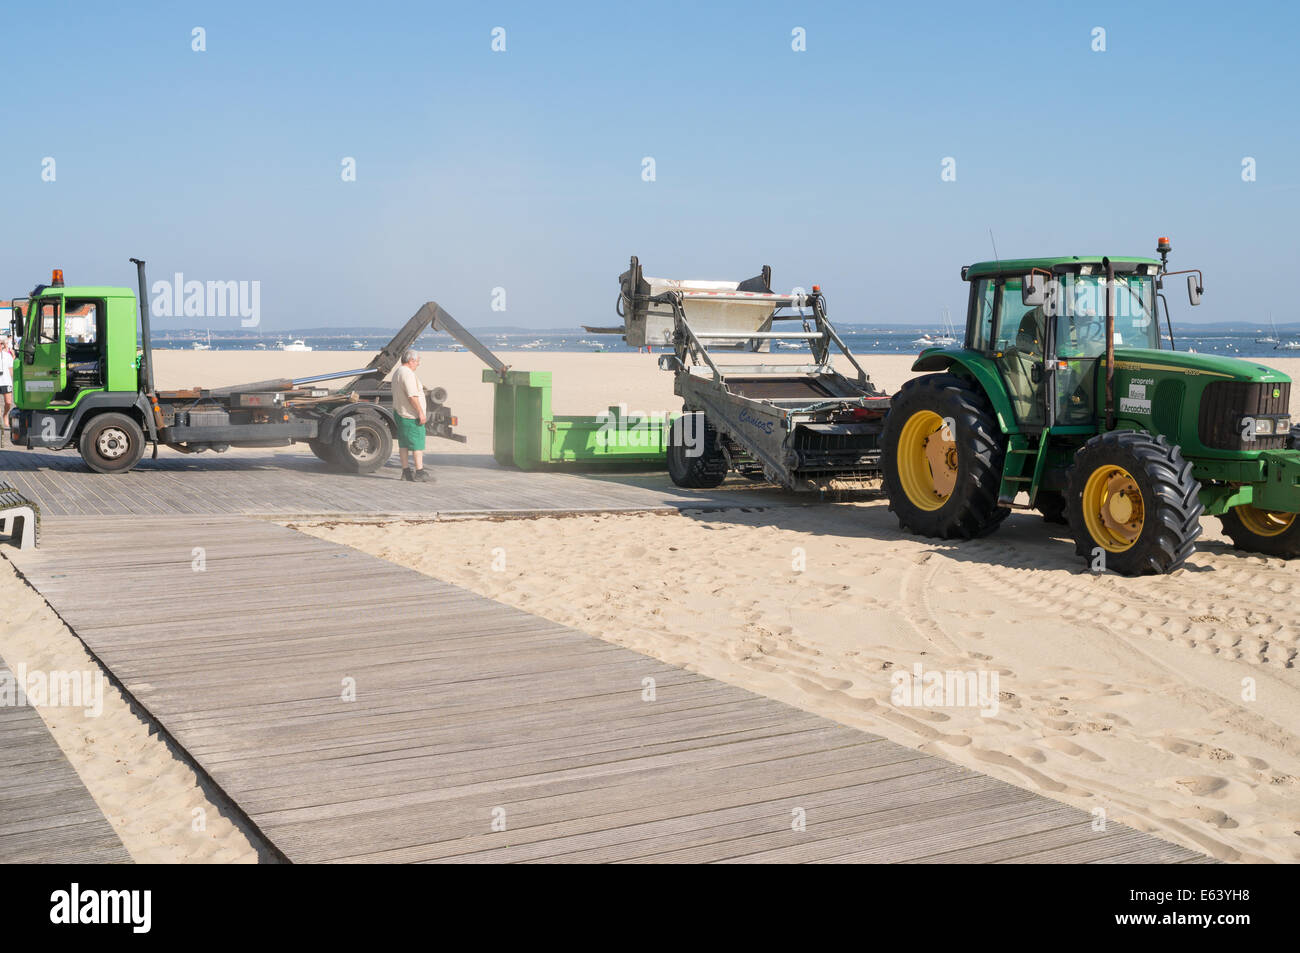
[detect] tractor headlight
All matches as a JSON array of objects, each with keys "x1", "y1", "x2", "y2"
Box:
[
  {"x1": 1253, "y1": 417, "x2": 1274, "y2": 436},
  {"x1": 1278, "y1": 417, "x2": 1292, "y2": 435}
]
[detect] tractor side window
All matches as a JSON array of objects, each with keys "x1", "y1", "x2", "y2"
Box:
[
  {"x1": 38, "y1": 300, "x2": 60, "y2": 342},
  {"x1": 968, "y1": 279, "x2": 996, "y2": 350}
]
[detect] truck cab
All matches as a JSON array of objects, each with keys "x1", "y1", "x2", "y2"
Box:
[{"x1": 8, "y1": 272, "x2": 155, "y2": 457}]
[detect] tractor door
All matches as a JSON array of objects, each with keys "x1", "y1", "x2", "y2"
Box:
[
  {"x1": 20, "y1": 297, "x2": 66, "y2": 410},
  {"x1": 981, "y1": 278, "x2": 1047, "y2": 429}
]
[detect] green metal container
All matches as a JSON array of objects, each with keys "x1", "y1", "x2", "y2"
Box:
[{"x1": 483, "y1": 369, "x2": 672, "y2": 470}]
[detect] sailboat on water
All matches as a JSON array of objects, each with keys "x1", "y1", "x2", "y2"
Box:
[
  {"x1": 915, "y1": 309, "x2": 958, "y2": 348},
  {"x1": 1257, "y1": 312, "x2": 1280, "y2": 345}
]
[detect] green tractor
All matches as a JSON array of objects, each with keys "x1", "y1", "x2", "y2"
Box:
[{"x1": 881, "y1": 238, "x2": 1300, "y2": 575}]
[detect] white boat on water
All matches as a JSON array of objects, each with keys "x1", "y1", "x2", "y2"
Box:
[
  {"x1": 777, "y1": 341, "x2": 803, "y2": 350},
  {"x1": 351, "y1": 340, "x2": 364, "y2": 349},
  {"x1": 191, "y1": 330, "x2": 213, "y2": 351},
  {"x1": 1276, "y1": 340, "x2": 1300, "y2": 351},
  {"x1": 282, "y1": 339, "x2": 312, "y2": 352}
]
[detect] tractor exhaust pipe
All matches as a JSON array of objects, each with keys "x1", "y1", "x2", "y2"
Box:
[
  {"x1": 1104, "y1": 256, "x2": 1115, "y2": 430},
  {"x1": 129, "y1": 258, "x2": 156, "y2": 395}
]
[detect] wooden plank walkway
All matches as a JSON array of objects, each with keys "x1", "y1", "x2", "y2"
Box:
[
  {"x1": 0, "y1": 653, "x2": 131, "y2": 864},
  {"x1": 5, "y1": 517, "x2": 1208, "y2": 863},
  {"x1": 0, "y1": 447, "x2": 793, "y2": 519}
]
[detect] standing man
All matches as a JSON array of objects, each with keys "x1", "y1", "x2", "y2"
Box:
[
  {"x1": 0, "y1": 334, "x2": 14, "y2": 447},
  {"x1": 391, "y1": 348, "x2": 434, "y2": 482}
]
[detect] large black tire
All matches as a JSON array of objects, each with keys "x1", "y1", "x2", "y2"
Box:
[
  {"x1": 881, "y1": 373, "x2": 1008, "y2": 539},
  {"x1": 78, "y1": 412, "x2": 146, "y2": 474},
  {"x1": 1066, "y1": 430, "x2": 1202, "y2": 575},
  {"x1": 1036, "y1": 489, "x2": 1069, "y2": 525},
  {"x1": 666, "y1": 412, "x2": 728, "y2": 489},
  {"x1": 308, "y1": 438, "x2": 340, "y2": 465},
  {"x1": 1217, "y1": 506, "x2": 1300, "y2": 558},
  {"x1": 333, "y1": 410, "x2": 393, "y2": 474}
]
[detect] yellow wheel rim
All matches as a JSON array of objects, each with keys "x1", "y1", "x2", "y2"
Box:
[
  {"x1": 897, "y1": 410, "x2": 958, "y2": 511},
  {"x1": 1082, "y1": 464, "x2": 1144, "y2": 553},
  {"x1": 1235, "y1": 504, "x2": 1297, "y2": 537}
]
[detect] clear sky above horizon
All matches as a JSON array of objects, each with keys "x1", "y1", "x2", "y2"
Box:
[{"x1": 2, "y1": 1, "x2": 1297, "y2": 331}]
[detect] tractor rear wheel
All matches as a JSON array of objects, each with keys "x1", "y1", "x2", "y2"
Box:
[
  {"x1": 1066, "y1": 431, "x2": 1202, "y2": 575},
  {"x1": 667, "y1": 412, "x2": 728, "y2": 489},
  {"x1": 79, "y1": 412, "x2": 146, "y2": 474},
  {"x1": 881, "y1": 373, "x2": 1008, "y2": 539},
  {"x1": 1217, "y1": 505, "x2": 1300, "y2": 558}
]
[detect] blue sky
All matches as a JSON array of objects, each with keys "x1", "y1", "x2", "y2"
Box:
[{"x1": 2, "y1": 1, "x2": 1296, "y2": 330}]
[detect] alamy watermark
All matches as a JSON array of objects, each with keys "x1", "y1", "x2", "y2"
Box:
[
  {"x1": 0, "y1": 663, "x2": 104, "y2": 717},
  {"x1": 890, "y1": 663, "x2": 999, "y2": 717},
  {"x1": 150, "y1": 273, "x2": 261, "y2": 327}
]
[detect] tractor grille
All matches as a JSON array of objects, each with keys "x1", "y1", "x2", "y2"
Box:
[{"x1": 1198, "y1": 380, "x2": 1289, "y2": 450}]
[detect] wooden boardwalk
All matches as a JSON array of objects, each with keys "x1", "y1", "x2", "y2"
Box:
[
  {"x1": 0, "y1": 654, "x2": 131, "y2": 864},
  {"x1": 0, "y1": 447, "x2": 792, "y2": 519},
  {"x1": 5, "y1": 517, "x2": 1208, "y2": 863}
]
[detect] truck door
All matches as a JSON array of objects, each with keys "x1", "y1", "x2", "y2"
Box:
[{"x1": 21, "y1": 297, "x2": 65, "y2": 409}]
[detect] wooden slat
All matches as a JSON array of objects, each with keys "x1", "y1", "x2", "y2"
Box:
[
  {"x1": 0, "y1": 654, "x2": 131, "y2": 864},
  {"x1": 3, "y1": 516, "x2": 1208, "y2": 864}
]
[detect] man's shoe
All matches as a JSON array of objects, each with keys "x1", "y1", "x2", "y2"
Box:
[
  {"x1": 414, "y1": 468, "x2": 435, "y2": 483},
  {"x1": 401, "y1": 468, "x2": 415, "y2": 482}
]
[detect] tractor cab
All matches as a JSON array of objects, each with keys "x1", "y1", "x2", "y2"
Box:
[{"x1": 962, "y1": 257, "x2": 1166, "y2": 432}]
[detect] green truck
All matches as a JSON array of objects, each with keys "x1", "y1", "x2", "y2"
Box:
[
  {"x1": 5, "y1": 260, "x2": 465, "y2": 473},
  {"x1": 880, "y1": 238, "x2": 1300, "y2": 574}
]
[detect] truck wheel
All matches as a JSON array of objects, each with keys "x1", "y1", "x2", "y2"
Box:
[
  {"x1": 881, "y1": 374, "x2": 1008, "y2": 539},
  {"x1": 1036, "y1": 490, "x2": 1069, "y2": 524},
  {"x1": 1066, "y1": 431, "x2": 1202, "y2": 575},
  {"x1": 308, "y1": 438, "x2": 340, "y2": 465},
  {"x1": 333, "y1": 411, "x2": 393, "y2": 474},
  {"x1": 667, "y1": 412, "x2": 728, "y2": 488},
  {"x1": 79, "y1": 413, "x2": 146, "y2": 474},
  {"x1": 1217, "y1": 505, "x2": 1300, "y2": 558}
]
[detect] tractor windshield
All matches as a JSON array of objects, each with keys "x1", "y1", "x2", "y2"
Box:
[{"x1": 1055, "y1": 273, "x2": 1158, "y2": 357}]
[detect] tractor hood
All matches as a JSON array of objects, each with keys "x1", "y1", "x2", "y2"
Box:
[{"x1": 1110, "y1": 348, "x2": 1291, "y2": 384}]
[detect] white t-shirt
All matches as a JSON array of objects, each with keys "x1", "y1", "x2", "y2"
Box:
[
  {"x1": 0, "y1": 349, "x2": 13, "y2": 387},
  {"x1": 391, "y1": 364, "x2": 426, "y2": 419}
]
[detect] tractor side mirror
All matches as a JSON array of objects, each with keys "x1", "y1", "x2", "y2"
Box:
[
  {"x1": 1022, "y1": 276, "x2": 1045, "y2": 306},
  {"x1": 1187, "y1": 275, "x2": 1202, "y2": 306}
]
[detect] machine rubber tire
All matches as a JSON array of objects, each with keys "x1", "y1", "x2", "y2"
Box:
[
  {"x1": 333, "y1": 410, "x2": 393, "y2": 474},
  {"x1": 881, "y1": 373, "x2": 1008, "y2": 539},
  {"x1": 78, "y1": 412, "x2": 146, "y2": 474},
  {"x1": 667, "y1": 412, "x2": 728, "y2": 489},
  {"x1": 1066, "y1": 430, "x2": 1202, "y2": 575},
  {"x1": 1217, "y1": 506, "x2": 1300, "y2": 558},
  {"x1": 1036, "y1": 489, "x2": 1069, "y2": 525}
]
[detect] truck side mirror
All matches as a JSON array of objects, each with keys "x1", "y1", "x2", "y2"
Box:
[
  {"x1": 1187, "y1": 275, "x2": 1202, "y2": 306},
  {"x1": 1022, "y1": 276, "x2": 1045, "y2": 306},
  {"x1": 10, "y1": 305, "x2": 22, "y2": 340}
]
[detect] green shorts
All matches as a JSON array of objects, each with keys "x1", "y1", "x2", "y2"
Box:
[{"x1": 395, "y1": 414, "x2": 427, "y2": 451}]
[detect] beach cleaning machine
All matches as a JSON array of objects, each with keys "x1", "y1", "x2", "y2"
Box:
[{"x1": 597, "y1": 256, "x2": 891, "y2": 490}]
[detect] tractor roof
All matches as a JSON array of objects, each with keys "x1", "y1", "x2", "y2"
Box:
[{"x1": 963, "y1": 256, "x2": 1161, "y2": 281}]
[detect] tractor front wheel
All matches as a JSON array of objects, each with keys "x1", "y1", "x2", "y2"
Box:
[
  {"x1": 1066, "y1": 431, "x2": 1202, "y2": 575},
  {"x1": 881, "y1": 373, "x2": 1008, "y2": 539},
  {"x1": 1217, "y1": 505, "x2": 1300, "y2": 558}
]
